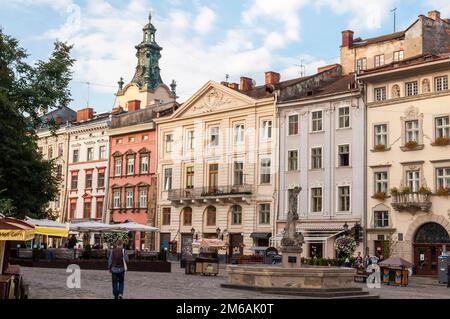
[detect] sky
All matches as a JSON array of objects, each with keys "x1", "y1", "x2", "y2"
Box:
[{"x1": 1, "y1": 0, "x2": 450, "y2": 113}]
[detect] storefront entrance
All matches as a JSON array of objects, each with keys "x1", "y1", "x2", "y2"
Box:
[
  {"x1": 309, "y1": 243, "x2": 323, "y2": 258},
  {"x1": 181, "y1": 234, "x2": 193, "y2": 257},
  {"x1": 229, "y1": 233, "x2": 243, "y2": 257},
  {"x1": 413, "y1": 223, "x2": 450, "y2": 276}
]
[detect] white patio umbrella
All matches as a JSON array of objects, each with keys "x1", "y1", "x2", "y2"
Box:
[
  {"x1": 114, "y1": 222, "x2": 159, "y2": 233},
  {"x1": 69, "y1": 221, "x2": 125, "y2": 233}
]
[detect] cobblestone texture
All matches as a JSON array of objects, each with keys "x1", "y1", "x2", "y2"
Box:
[{"x1": 19, "y1": 263, "x2": 450, "y2": 299}]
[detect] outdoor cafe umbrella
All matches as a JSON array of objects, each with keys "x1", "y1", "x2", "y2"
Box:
[
  {"x1": 379, "y1": 256, "x2": 414, "y2": 268},
  {"x1": 25, "y1": 217, "x2": 69, "y2": 238},
  {"x1": 69, "y1": 221, "x2": 124, "y2": 233},
  {"x1": 114, "y1": 222, "x2": 159, "y2": 233}
]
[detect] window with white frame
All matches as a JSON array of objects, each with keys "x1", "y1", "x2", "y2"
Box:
[
  {"x1": 405, "y1": 81, "x2": 418, "y2": 96},
  {"x1": 164, "y1": 168, "x2": 172, "y2": 191},
  {"x1": 311, "y1": 147, "x2": 322, "y2": 169},
  {"x1": 437, "y1": 168, "x2": 450, "y2": 190},
  {"x1": 127, "y1": 157, "x2": 134, "y2": 175},
  {"x1": 288, "y1": 150, "x2": 298, "y2": 171},
  {"x1": 311, "y1": 111, "x2": 323, "y2": 132},
  {"x1": 406, "y1": 170, "x2": 420, "y2": 192},
  {"x1": 435, "y1": 116, "x2": 450, "y2": 139},
  {"x1": 311, "y1": 188, "x2": 322, "y2": 213},
  {"x1": 186, "y1": 130, "x2": 194, "y2": 150},
  {"x1": 113, "y1": 190, "x2": 120, "y2": 209},
  {"x1": 338, "y1": 145, "x2": 350, "y2": 167},
  {"x1": 165, "y1": 134, "x2": 173, "y2": 153},
  {"x1": 374, "y1": 87, "x2": 387, "y2": 101},
  {"x1": 125, "y1": 189, "x2": 133, "y2": 208},
  {"x1": 233, "y1": 162, "x2": 244, "y2": 186},
  {"x1": 260, "y1": 158, "x2": 271, "y2": 184},
  {"x1": 338, "y1": 107, "x2": 350, "y2": 128},
  {"x1": 87, "y1": 147, "x2": 94, "y2": 161},
  {"x1": 261, "y1": 120, "x2": 272, "y2": 139},
  {"x1": 356, "y1": 58, "x2": 367, "y2": 72},
  {"x1": 186, "y1": 166, "x2": 194, "y2": 189},
  {"x1": 210, "y1": 127, "x2": 219, "y2": 146},
  {"x1": 374, "y1": 54, "x2": 385, "y2": 68},
  {"x1": 374, "y1": 124, "x2": 388, "y2": 147},
  {"x1": 405, "y1": 120, "x2": 419, "y2": 143},
  {"x1": 393, "y1": 50, "x2": 404, "y2": 62},
  {"x1": 114, "y1": 158, "x2": 122, "y2": 176},
  {"x1": 139, "y1": 188, "x2": 148, "y2": 208},
  {"x1": 435, "y1": 76, "x2": 448, "y2": 92},
  {"x1": 140, "y1": 155, "x2": 149, "y2": 174},
  {"x1": 99, "y1": 146, "x2": 106, "y2": 160},
  {"x1": 374, "y1": 211, "x2": 389, "y2": 228},
  {"x1": 235, "y1": 124, "x2": 245, "y2": 144},
  {"x1": 375, "y1": 172, "x2": 389, "y2": 194},
  {"x1": 338, "y1": 186, "x2": 350, "y2": 212},
  {"x1": 259, "y1": 204, "x2": 270, "y2": 225},
  {"x1": 288, "y1": 115, "x2": 299, "y2": 135},
  {"x1": 231, "y1": 205, "x2": 242, "y2": 225}
]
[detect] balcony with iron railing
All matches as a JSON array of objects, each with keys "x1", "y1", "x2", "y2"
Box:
[
  {"x1": 168, "y1": 184, "x2": 253, "y2": 205},
  {"x1": 391, "y1": 192, "x2": 432, "y2": 212}
]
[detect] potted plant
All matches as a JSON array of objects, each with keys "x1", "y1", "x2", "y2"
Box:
[
  {"x1": 374, "y1": 144, "x2": 387, "y2": 151},
  {"x1": 335, "y1": 236, "x2": 357, "y2": 260},
  {"x1": 419, "y1": 186, "x2": 432, "y2": 195},
  {"x1": 390, "y1": 187, "x2": 399, "y2": 195},
  {"x1": 401, "y1": 186, "x2": 411, "y2": 194},
  {"x1": 404, "y1": 140, "x2": 418, "y2": 150},
  {"x1": 373, "y1": 191, "x2": 386, "y2": 200},
  {"x1": 436, "y1": 187, "x2": 450, "y2": 196},
  {"x1": 434, "y1": 136, "x2": 450, "y2": 146}
]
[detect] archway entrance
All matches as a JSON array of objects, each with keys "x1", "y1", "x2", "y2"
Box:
[{"x1": 413, "y1": 222, "x2": 450, "y2": 276}]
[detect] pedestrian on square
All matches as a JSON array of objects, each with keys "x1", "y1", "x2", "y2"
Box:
[{"x1": 108, "y1": 239, "x2": 129, "y2": 299}]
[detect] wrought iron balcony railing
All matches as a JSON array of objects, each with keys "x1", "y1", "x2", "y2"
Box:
[
  {"x1": 391, "y1": 192, "x2": 432, "y2": 212},
  {"x1": 168, "y1": 184, "x2": 252, "y2": 203}
]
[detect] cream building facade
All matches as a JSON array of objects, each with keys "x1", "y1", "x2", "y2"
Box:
[
  {"x1": 155, "y1": 79, "x2": 279, "y2": 257},
  {"x1": 360, "y1": 54, "x2": 450, "y2": 276}
]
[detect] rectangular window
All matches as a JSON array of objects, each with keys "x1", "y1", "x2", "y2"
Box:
[
  {"x1": 206, "y1": 207, "x2": 216, "y2": 226},
  {"x1": 162, "y1": 208, "x2": 171, "y2": 225},
  {"x1": 142, "y1": 135, "x2": 149, "y2": 141},
  {"x1": 233, "y1": 162, "x2": 244, "y2": 186},
  {"x1": 186, "y1": 130, "x2": 194, "y2": 150},
  {"x1": 164, "y1": 168, "x2": 172, "y2": 191},
  {"x1": 140, "y1": 155, "x2": 149, "y2": 174},
  {"x1": 186, "y1": 166, "x2": 194, "y2": 189},
  {"x1": 437, "y1": 168, "x2": 450, "y2": 189},
  {"x1": 96, "y1": 199, "x2": 103, "y2": 219},
  {"x1": 356, "y1": 57, "x2": 367, "y2": 72},
  {"x1": 128, "y1": 136, "x2": 135, "y2": 143},
  {"x1": 374, "y1": 124, "x2": 388, "y2": 147},
  {"x1": 261, "y1": 120, "x2": 272, "y2": 139},
  {"x1": 208, "y1": 164, "x2": 219, "y2": 192},
  {"x1": 85, "y1": 171, "x2": 93, "y2": 189},
  {"x1": 235, "y1": 124, "x2": 245, "y2": 144},
  {"x1": 311, "y1": 111, "x2": 323, "y2": 132},
  {"x1": 87, "y1": 147, "x2": 94, "y2": 161},
  {"x1": 139, "y1": 189, "x2": 148, "y2": 208},
  {"x1": 56, "y1": 165, "x2": 63, "y2": 181},
  {"x1": 113, "y1": 190, "x2": 120, "y2": 209},
  {"x1": 338, "y1": 186, "x2": 351, "y2": 212},
  {"x1": 127, "y1": 157, "x2": 135, "y2": 175},
  {"x1": 374, "y1": 87, "x2": 387, "y2": 101},
  {"x1": 71, "y1": 173, "x2": 78, "y2": 189},
  {"x1": 72, "y1": 149, "x2": 79, "y2": 163},
  {"x1": 407, "y1": 170, "x2": 420, "y2": 192},
  {"x1": 58, "y1": 143, "x2": 63, "y2": 157},
  {"x1": 288, "y1": 115, "x2": 299, "y2": 135},
  {"x1": 55, "y1": 193, "x2": 60, "y2": 208},
  {"x1": 260, "y1": 158, "x2": 271, "y2": 184},
  {"x1": 311, "y1": 188, "x2": 322, "y2": 213},
  {"x1": 338, "y1": 145, "x2": 350, "y2": 167},
  {"x1": 338, "y1": 107, "x2": 350, "y2": 128},
  {"x1": 435, "y1": 116, "x2": 450, "y2": 139},
  {"x1": 259, "y1": 204, "x2": 270, "y2": 225},
  {"x1": 69, "y1": 202, "x2": 76, "y2": 220},
  {"x1": 116, "y1": 138, "x2": 122, "y2": 145},
  {"x1": 375, "y1": 172, "x2": 388, "y2": 194},
  {"x1": 311, "y1": 147, "x2": 322, "y2": 169},
  {"x1": 374, "y1": 54, "x2": 385, "y2": 68},
  {"x1": 83, "y1": 201, "x2": 91, "y2": 219},
  {"x1": 405, "y1": 81, "x2": 418, "y2": 96},
  {"x1": 97, "y1": 172, "x2": 105, "y2": 188},
  {"x1": 393, "y1": 50, "x2": 404, "y2": 62},
  {"x1": 165, "y1": 134, "x2": 173, "y2": 153},
  {"x1": 435, "y1": 76, "x2": 449, "y2": 92},
  {"x1": 99, "y1": 146, "x2": 106, "y2": 160},
  {"x1": 210, "y1": 127, "x2": 219, "y2": 146},
  {"x1": 48, "y1": 146, "x2": 53, "y2": 159},
  {"x1": 183, "y1": 208, "x2": 192, "y2": 226},
  {"x1": 374, "y1": 211, "x2": 389, "y2": 228},
  {"x1": 405, "y1": 120, "x2": 419, "y2": 143},
  {"x1": 126, "y1": 189, "x2": 133, "y2": 208},
  {"x1": 288, "y1": 150, "x2": 298, "y2": 171},
  {"x1": 114, "y1": 158, "x2": 122, "y2": 176}
]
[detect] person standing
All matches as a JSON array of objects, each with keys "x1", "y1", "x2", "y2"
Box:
[{"x1": 108, "y1": 240, "x2": 129, "y2": 299}]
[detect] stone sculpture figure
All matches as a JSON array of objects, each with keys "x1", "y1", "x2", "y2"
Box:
[{"x1": 281, "y1": 187, "x2": 304, "y2": 248}]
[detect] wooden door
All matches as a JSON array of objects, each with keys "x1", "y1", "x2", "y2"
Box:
[{"x1": 208, "y1": 164, "x2": 218, "y2": 193}]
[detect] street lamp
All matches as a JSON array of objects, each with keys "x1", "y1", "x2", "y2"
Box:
[
  {"x1": 216, "y1": 227, "x2": 221, "y2": 237},
  {"x1": 343, "y1": 222, "x2": 349, "y2": 235},
  {"x1": 190, "y1": 227, "x2": 195, "y2": 236}
]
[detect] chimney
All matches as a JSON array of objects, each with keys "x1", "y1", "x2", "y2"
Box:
[
  {"x1": 112, "y1": 107, "x2": 123, "y2": 114},
  {"x1": 76, "y1": 107, "x2": 94, "y2": 122},
  {"x1": 228, "y1": 83, "x2": 239, "y2": 90},
  {"x1": 240, "y1": 77, "x2": 254, "y2": 92},
  {"x1": 127, "y1": 100, "x2": 141, "y2": 112},
  {"x1": 265, "y1": 71, "x2": 281, "y2": 85},
  {"x1": 428, "y1": 10, "x2": 441, "y2": 21},
  {"x1": 341, "y1": 30, "x2": 354, "y2": 48},
  {"x1": 220, "y1": 81, "x2": 229, "y2": 87}
]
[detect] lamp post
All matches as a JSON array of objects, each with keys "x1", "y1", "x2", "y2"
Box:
[
  {"x1": 216, "y1": 227, "x2": 221, "y2": 237},
  {"x1": 343, "y1": 222, "x2": 349, "y2": 235}
]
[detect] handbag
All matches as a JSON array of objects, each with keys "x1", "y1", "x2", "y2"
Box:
[{"x1": 122, "y1": 249, "x2": 128, "y2": 272}]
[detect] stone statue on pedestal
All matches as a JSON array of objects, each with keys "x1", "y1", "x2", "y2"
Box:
[{"x1": 281, "y1": 187, "x2": 304, "y2": 268}]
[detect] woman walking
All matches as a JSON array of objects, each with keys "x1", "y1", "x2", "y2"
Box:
[{"x1": 108, "y1": 240, "x2": 129, "y2": 299}]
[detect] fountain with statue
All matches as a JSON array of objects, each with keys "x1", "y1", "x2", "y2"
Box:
[{"x1": 221, "y1": 187, "x2": 375, "y2": 298}]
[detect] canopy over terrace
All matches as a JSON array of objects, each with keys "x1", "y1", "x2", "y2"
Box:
[
  {"x1": 113, "y1": 222, "x2": 159, "y2": 233},
  {"x1": 69, "y1": 221, "x2": 124, "y2": 233},
  {"x1": 25, "y1": 217, "x2": 69, "y2": 238},
  {"x1": 0, "y1": 218, "x2": 35, "y2": 241}
]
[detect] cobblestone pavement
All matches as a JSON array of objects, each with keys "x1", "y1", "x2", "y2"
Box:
[{"x1": 20, "y1": 264, "x2": 450, "y2": 299}]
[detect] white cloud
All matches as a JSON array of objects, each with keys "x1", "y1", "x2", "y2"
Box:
[{"x1": 194, "y1": 7, "x2": 217, "y2": 35}]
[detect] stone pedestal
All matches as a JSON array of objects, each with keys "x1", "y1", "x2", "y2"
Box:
[{"x1": 281, "y1": 247, "x2": 302, "y2": 269}]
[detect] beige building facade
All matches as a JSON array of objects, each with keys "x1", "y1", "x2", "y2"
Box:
[{"x1": 155, "y1": 79, "x2": 278, "y2": 257}]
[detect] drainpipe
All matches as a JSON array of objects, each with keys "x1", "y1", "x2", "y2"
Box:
[
  {"x1": 274, "y1": 92, "x2": 280, "y2": 246},
  {"x1": 360, "y1": 77, "x2": 369, "y2": 256}
]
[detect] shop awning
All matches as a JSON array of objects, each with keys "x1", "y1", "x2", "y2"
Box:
[
  {"x1": 0, "y1": 218, "x2": 35, "y2": 241},
  {"x1": 25, "y1": 217, "x2": 69, "y2": 237},
  {"x1": 250, "y1": 232, "x2": 272, "y2": 239}
]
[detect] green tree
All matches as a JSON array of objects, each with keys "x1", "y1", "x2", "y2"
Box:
[{"x1": 0, "y1": 29, "x2": 74, "y2": 220}]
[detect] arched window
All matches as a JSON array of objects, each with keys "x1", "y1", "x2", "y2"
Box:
[
  {"x1": 182, "y1": 207, "x2": 192, "y2": 226},
  {"x1": 415, "y1": 223, "x2": 450, "y2": 243},
  {"x1": 206, "y1": 206, "x2": 216, "y2": 226},
  {"x1": 231, "y1": 205, "x2": 242, "y2": 225},
  {"x1": 391, "y1": 84, "x2": 400, "y2": 98}
]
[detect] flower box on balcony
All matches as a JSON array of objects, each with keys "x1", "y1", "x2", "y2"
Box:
[
  {"x1": 432, "y1": 137, "x2": 450, "y2": 146},
  {"x1": 436, "y1": 187, "x2": 450, "y2": 196},
  {"x1": 372, "y1": 192, "x2": 387, "y2": 200},
  {"x1": 373, "y1": 144, "x2": 387, "y2": 152}
]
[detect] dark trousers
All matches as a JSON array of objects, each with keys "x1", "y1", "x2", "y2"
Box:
[{"x1": 111, "y1": 272, "x2": 125, "y2": 298}]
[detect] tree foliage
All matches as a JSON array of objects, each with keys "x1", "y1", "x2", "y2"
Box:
[{"x1": 0, "y1": 29, "x2": 74, "y2": 219}]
